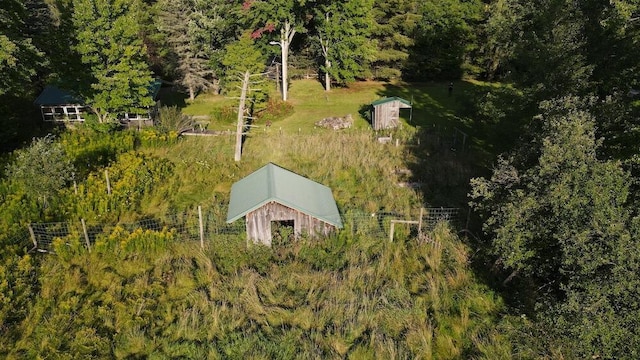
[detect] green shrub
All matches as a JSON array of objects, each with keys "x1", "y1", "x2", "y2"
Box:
[
  {"x1": 257, "y1": 98, "x2": 294, "y2": 124},
  {"x1": 156, "y1": 106, "x2": 195, "y2": 135},
  {"x1": 83, "y1": 113, "x2": 121, "y2": 134},
  {"x1": 209, "y1": 106, "x2": 236, "y2": 126},
  {"x1": 66, "y1": 152, "x2": 174, "y2": 222},
  {"x1": 60, "y1": 129, "x2": 137, "y2": 177},
  {"x1": 93, "y1": 226, "x2": 176, "y2": 254},
  {"x1": 52, "y1": 232, "x2": 86, "y2": 262}
]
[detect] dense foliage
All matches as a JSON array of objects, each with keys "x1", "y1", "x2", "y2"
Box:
[
  {"x1": 470, "y1": 98, "x2": 640, "y2": 358},
  {"x1": 72, "y1": 0, "x2": 155, "y2": 122}
]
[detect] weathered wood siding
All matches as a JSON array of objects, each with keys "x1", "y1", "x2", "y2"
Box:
[
  {"x1": 246, "y1": 201, "x2": 337, "y2": 246},
  {"x1": 372, "y1": 101, "x2": 401, "y2": 130}
]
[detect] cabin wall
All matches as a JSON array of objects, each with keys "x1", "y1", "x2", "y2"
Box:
[{"x1": 245, "y1": 201, "x2": 336, "y2": 246}]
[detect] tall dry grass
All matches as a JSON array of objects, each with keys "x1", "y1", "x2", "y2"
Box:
[{"x1": 10, "y1": 224, "x2": 510, "y2": 359}]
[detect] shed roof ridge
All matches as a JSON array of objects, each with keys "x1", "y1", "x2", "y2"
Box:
[{"x1": 267, "y1": 162, "x2": 276, "y2": 199}]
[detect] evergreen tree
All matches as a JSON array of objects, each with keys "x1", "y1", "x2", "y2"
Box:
[
  {"x1": 156, "y1": 0, "x2": 237, "y2": 99},
  {"x1": 314, "y1": 0, "x2": 374, "y2": 91},
  {"x1": 221, "y1": 33, "x2": 266, "y2": 95},
  {"x1": 22, "y1": 0, "x2": 83, "y2": 87},
  {"x1": 370, "y1": 0, "x2": 421, "y2": 80},
  {"x1": 72, "y1": 0, "x2": 155, "y2": 122},
  {"x1": 0, "y1": 0, "x2": 44, "y2": 98},
  {"x1": 222, "y1": 32, "x2": 266, "y2": 161}
]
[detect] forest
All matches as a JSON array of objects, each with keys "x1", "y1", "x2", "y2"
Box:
[{"x1": 2, "y1": 0, "x2": 640, "y2": 359}]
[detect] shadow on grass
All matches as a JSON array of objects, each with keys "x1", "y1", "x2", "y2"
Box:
[
  {"x1": 376, "y1": 81, "x2": 541, "y2": 314},
  {"x1": 373, "y1": 81, "x2": 532, "y2": 209},
  {"x1": 0, "y1": 95, "x2": 61, "y2": 155},
  {"x1": 156, "y1": 87, "x2": 188, "y2": 108},
  {"x1": 358, "y1": 103, "x2": 372, "y2": 128},
  {"x1": 371, "y1": 81, "x2": 490, "y2": 209}
]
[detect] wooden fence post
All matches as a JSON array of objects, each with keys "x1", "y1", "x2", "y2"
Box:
[
  {"x1": 198, "y1": 206, "x2": 204, "y2": 249},
  {"x1": 389, "y1": 221, "x2": 395, "y2": 242},
  {"x1": 105, "y1": 170, "x2": 111, "y2": 195},
  {"x1": 28, "y1": 224, "x2": 37, "y2": 249},
  {"x1": 81, "y1": 219, "x2": 91, "y2": 252},
  {"x1": 418, "y1": 207, "x2": 424, "y2": 236}
]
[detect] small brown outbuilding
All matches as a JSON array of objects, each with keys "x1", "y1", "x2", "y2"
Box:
[{"x1": 370, "y1": 97, "x2": 412, "y2": 130}]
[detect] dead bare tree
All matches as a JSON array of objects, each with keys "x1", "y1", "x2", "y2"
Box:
[{"x1": 232, "y1": 71, "x2": 267, "y2": 162}]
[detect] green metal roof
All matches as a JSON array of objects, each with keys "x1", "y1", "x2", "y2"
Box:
[
  {"x1": 226, "y1": 163, "x2": 343, "y2": 228},
  {"x1": 34, "y1": 86, "x2": 84, "y2": 106},
  {"x1": 370, "y1": 96, "x2": 412, "y2": 108}
]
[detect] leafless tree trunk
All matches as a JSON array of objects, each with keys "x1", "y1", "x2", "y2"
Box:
[
  {"x1": 319, "y1": 12, "x2": 331, "y2": 92},
  {"x1": 279, "y1": 20, "x2": 296, "y2": 102},
  {"x1": 234, "y1": 70, "x2": 250, "y2": 162}
]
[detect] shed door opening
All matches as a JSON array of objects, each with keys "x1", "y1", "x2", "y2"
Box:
[{"x1": 272, "y1": 220, "x2": 295, "y2": 245}]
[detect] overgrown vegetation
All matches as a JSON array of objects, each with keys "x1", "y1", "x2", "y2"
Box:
[{"x1": 7, "y1": 225, "x2": 510, "y2": 359}]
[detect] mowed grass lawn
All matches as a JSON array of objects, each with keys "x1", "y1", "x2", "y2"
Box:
[{"x1": 178, "y1": 78, "x2": 479, "y2": 133}]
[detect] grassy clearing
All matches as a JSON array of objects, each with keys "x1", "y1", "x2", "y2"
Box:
[
  {"x1": 140, "y1": 129, "x2": 422, "y2": 215},
  {"x1": 173, "y1": 78, "x2": 482, "y2": 134},
  {"x1": 0, "y1": 78, "x2": 517, "y2": 358},
  {"x1": 91, "y1": 78, "x2": 495, "y2": 218}
]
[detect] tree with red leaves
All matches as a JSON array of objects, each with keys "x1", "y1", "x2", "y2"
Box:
[{"x1": 243, "y1": 0, "x2": 309, "y2": 101}]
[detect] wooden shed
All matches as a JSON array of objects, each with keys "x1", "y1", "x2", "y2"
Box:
[
  {"x1": 370, "y1": 97, "x2": 412, "y2": 130},
  {"x1": 226, "y1": 163, "x2": 343, "y2": 246}
]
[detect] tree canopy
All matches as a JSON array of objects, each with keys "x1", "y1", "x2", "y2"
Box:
[
  {"x1": 314, "y1": 0, "x2": 374, "y2": 90},
  {"x1": 72, "y1": 0, "x2": 155, "y2": 122}
]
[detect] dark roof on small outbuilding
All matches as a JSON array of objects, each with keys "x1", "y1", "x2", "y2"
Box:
[
  {"x1": 34, "y1": 79, "x2": 163, "y2": 106},
  {"x1": 371, "y1": 96, "x2": 412, "y2": 108},
  {"x1": 226, "y1": 163, "x2": 343, "y2": 228},
  {"x1": 148, "y1": 79, "x2": 163, "y2": 100},
  {"x1": 34, "y1": 86, "x2": 84, "y2": 106}
]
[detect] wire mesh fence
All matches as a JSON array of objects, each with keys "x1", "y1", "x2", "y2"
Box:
[{"x1": 21, "y1": 207, "x2": 465, "y2": 253}]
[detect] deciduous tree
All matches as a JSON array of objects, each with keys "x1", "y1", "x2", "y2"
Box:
[
  {"x1": 244, "y1": 0, "x2": 308, "y2": 101},
  {"x1": 72, "y1": 0, "x2": 155, "y2": 122},
  {"x1": 470, "y1": 96, "x2": 640, "y2": 357},
  {"x1": 407, "y1": 0, "x2": 484, "y2": 80}
]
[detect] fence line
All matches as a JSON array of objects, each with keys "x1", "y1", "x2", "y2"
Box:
[{"x1": 22, "y1": 207, "x2": 464, "y2": 253}]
